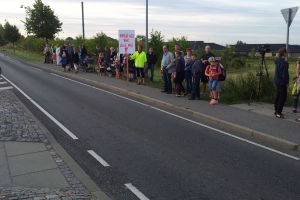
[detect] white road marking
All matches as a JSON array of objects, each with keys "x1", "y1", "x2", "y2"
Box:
[
  {"x1": 125, "y1": 183, "x2": 150, "y2": 200},
  {"x1": 50, "y1": 73, "x2": 300, "y2": 161},
  {"x1": 33, "y1": 68, "x2": 42, "y2": 71},
  {"x1": 0, "y1": 86, "x2": 13, "y2": 90},
  {"x1": 0, "y1": 82, "x2": 7, "y2": 84},
  {"x1": 1, "y1": 75, "x2": 79, "y2": 140},
  {"x1": 87, "y1": 150, "x2": 110, "y2": 167}
]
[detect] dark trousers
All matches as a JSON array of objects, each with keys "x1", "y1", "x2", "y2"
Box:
[
  {"x1": 163, "y1": 67, "x2": 172, "y2": 92},
  {"x1": 191, "y1": 74, "x2": 201, "y2": 98},
  {"x1": 274, "y1": 84, "x2": 287, "y2": 114},
  {"x1": 144, "y1": 64, "x2": 154, "y2": 82},
  {"x1": 176, "y1": 72, "x2": 186, "y2": 95},
  {"x1": 136, "y1": 68, "x2": 145, "y2": 78}
]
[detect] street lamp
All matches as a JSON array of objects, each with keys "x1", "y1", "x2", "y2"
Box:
[{"x1": 20, "y1": 4, "x2": 30, "y2": 57}]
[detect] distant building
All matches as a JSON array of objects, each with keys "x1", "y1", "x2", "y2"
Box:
[
  {"x1": 229, "y1": 44, "x2": 300, "y2": 58},
  {"x1": 188, "y1": 41, "x2": 226, "y2": 52}
]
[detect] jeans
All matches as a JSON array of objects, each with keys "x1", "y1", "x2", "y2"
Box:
[
  {"x1": 185, "y1": 77, "x2": 192, "y2": 93},
  {"x1": 132, "y1": 66, "x2": 137, "y2": 80},
  {"x1": 274, "y1": 84, "x2": 287, "y2": 114},
  {"x1": 144, "y1": 64, "x2": 154, "y2": 82},
  {"x1": 293, "y1": 95, "x2": 299, "y2": 109},
  {"x1": 163, "y1": 67, "x2": 172, "y2": 92},
  {"x1": 209, "y1": 79, "x2": 219, "y2": 91},
  {"x1": 191, "y1": 74, "x2": 201, "y2": 98}
]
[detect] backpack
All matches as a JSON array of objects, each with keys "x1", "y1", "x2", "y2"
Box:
[{"x1": 218, "y1": 64, "x2": 226, "y2": 81}]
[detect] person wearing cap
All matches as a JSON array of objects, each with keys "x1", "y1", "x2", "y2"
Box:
[
  {"x1": 205, "y1": 57, "x2": 221, "y2": 105},
  {"x1": 201, "y1": 46, "x2": 215, "y2": 95},
  {"x1": 215, "y1": 57, "x2": 223, "y2": 100}
]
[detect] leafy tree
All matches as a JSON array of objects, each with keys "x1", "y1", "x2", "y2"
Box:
[
  {"x1": 148, "y1": 29, "x2": 164, "y2": 67},
  {"x1": 24, "y1": 0, "x2": 62, "y2": 44},
  {"x1": 3, "y1": 21, "x2": 21, "y2": 52},
  {"x1": 0, "y1": 24, "x2": 8, "y2": 50},
  {"x1": 65, "y1": 37, "x2": 74, "y2": 41},
  {"x1": 136, "y1": 34, "x2": 146, "y2": 42},
  {"x1": 167, "y1": 36, "x2": 190, "y2": 54},
  {"x1": 236, "y1": 40, "x2": 246, "y2": 45}
]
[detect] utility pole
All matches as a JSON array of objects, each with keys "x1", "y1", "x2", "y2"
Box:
[
  {"x1": 82, "y1": 2, "x2": 85, "y2": 39},
  {"x1": 145, "y1": 0, "x2": 148, "y2": 53},
  {"x1": 20, "y1": 4, "x2": 29, "y2": 57}
]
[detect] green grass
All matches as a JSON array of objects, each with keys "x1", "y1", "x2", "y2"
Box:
[{"x1": 5, "y1": 48, "x2": 44, "y2": 62}]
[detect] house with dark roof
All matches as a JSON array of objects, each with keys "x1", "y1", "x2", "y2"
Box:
[
  {"x1": 188, "y1": 41, "x2": 226, "y2": 51},
  {"x1": 229, "y1": 44, "x2": 300, "y2": 58}
]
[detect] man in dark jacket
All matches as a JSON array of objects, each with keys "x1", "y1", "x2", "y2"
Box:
[
  {"x1": 274, "y1": 47, "x2": 289, "y2": 118},
  {"x1": 200, "y1": 45, "x2": 214, "y2": 94},
  {"x1": 189, "y1": 54, "x2": 202, "y2": 100},
  {"x1": 144, "y1": 47, "x2": 158, "y2": 83}
]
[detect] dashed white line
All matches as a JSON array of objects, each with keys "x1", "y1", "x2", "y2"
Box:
[
  {"x1": 0, "y1": 82, "x2": 7, "y2": 84},
  {"x1": 0, "y1": 86, "x2": 13, "y2": 90},
  {"x1": 87, "y1": 150, "x2": 110, "y2": 167},
  {"x1": 33, "y1": 68, "x2": 42, "y2": 71},
  {"x1": 125, "y1": 183, "x2": 150, "y2": 200},
  {"x1": 50, "y1": 72, "x2": 300, "y2": 161},
  {"x1": 1, "y1": 75, "x2": 79, "y2": 140}
]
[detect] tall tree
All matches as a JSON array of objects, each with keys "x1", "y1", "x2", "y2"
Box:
[
  {"x1": 148, "y1": 29, "x2": 164, "y2": 66},
  {"x1": 0, "y1": 24, "x2": 8, "y2": 50},
  {"x1": 24, "y1": 0, "x2": 62, "y2": 44},
  {"x1": 236, "y1": 40, "x2": 246, "y2": 45},
  {"x1": 3, "y1": 21, "x2": 21, "y2": 52}
]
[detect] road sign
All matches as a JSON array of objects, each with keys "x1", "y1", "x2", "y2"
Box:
[{"x1": 281, "y1": 7, "x2": 298, "y2": 27}]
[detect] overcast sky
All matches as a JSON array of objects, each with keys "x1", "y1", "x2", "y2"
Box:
[{"x1": 0, "y1": 0, "x2": 299, "y2": 46}]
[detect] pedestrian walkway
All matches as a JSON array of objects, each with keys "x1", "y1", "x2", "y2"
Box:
[
  {"x1": 31, "y1": 62, "x2": 300, "y2": 150},
  {"x1": 0, "y1": 90, "x2": 109, "y2": 200}
]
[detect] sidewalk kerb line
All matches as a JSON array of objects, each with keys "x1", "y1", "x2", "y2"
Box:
[
  {"x1": 28, "y1": 62, "x2": 300, "y2": 152},
  {"x1": 87, "y1": 150, "x2": 110, "y2": 167},
  {"x1": 125, "y1": 183, "x2": 150, "y2": 200}
]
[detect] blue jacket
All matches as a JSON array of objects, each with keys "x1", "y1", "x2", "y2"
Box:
[
  {"x1": 60, "y1": 56, "x2": 67, "y2": 65},
  {"x1": 185, "y1": 63, "x2": 192, "y2": 78},
  {"x1": 274, "y1": 57, "x2": 289, "y2": 86}
]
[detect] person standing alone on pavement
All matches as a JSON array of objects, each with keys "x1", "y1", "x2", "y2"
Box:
[
  {"x1": 144, "y1": 47, "x2": 158, "y2": 83},
  {"x1": 274, "y1": 47, "x2": 289, "y2": 119}
]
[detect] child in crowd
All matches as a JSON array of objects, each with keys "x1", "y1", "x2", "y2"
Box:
[
  {"x1": 115, "y1": 58, "x2": 121, "y2": 78},
  {"x1": 184, "y1": 57, "x2": 192, "y2": 94},
  {"x1": 215, "y1": 57, "x2": 223, "y2": 100},
  {"x1": 51, "y1": 53, "x2": 56, "y2": 65},
  {"x1": 128, "y1": 56, "x2": 134, "y2": 82},
  {"x1": 205, "y1": 57, "x2": 221, "y2": 105},
  {"x1": 98, "y1": 53, "x2": 105, "y2": 76},
  {"x1": 60, "y1": 52, "x2": 67, "y2": 72}
]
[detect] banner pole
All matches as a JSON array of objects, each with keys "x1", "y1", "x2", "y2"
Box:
[{"x1": 127, "y1": 54, "x2": 129, "y2": 86}]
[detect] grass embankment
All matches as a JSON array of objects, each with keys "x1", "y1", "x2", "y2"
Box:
[{"x1": 3, "y1": 48, "x2": 298, "y2": 107}]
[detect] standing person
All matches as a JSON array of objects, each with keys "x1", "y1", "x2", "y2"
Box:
[
  {"x1": 81, "y1": 44, "x2": 88, "y2": 72},
  {"x1": 201, "y1": 45, "x2": 215, "y2": 95},
  {"x1": 188, "y1": 54, "x2": 202, "y2": 100},
  {"x1": 174, "y1": 51, "x2": 186, "y2": 97},
  {"x1": 184, "y1": 57, "x2": 192, "y2": 95},
  {"x1": 184, "y1": 48, "x2": 192, "y2": 64},
  {"x1": 161, "y1": 44, "x2": 175, "y2": 94},
  {"x1": 274, "y1": 47, "x2": 289, "y2": 119},
  {"x1": 50, "y1": 43, "x2": 56, "y2": 54},
  {"x1": 110, "y1": 47, "x2": 117, "y2": 63},
  {"x1": 94, "y1": 45, "x2": 101, "y2": 57},
  {"x1": 115, "y1": 48, "x2": 124, "y2": 77},
  {"x1": 205, "y1": 57, "x2": 221, "y2": 105},
  {"x1": 144, "y1": 47, "x2": 158, "y2": 83},
  {"x1": 56, "y1": 44, "x2": 61, "y2": 66},
  {"x1": 98, "y1": 53, "x2": 105, "y2": 76},
  {"x1": 72, "y1": 47, "x2": 79, "y2": 74},
  {"x1": 174, "y1": 43, "x2": 184, "y2": 58},
  {"x1": 292, "y1": 57, "x2": 300, "y2": 114},
  {"x1": 67, "y1": 44, "x2": 74, "y2": 71},
  {"x1": 43, "y1": 44, "x2": 50, "y2": 63},
  {"x1": 215, "y1": 57, "x2": 224, "y2": 100},
  {"x1": 129, "y1": 45, "x2": 147, "y2": 85},
  {"x1": 60, "y1": 51, "x2": 67, "y2": 72}
]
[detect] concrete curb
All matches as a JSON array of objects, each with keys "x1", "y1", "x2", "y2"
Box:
[
  {"x1": 28, "y1": 62, "x2": 300, "y2": 152},
  {"x1": 10, "y1": 90, "x2": 111, "y2": 200}
]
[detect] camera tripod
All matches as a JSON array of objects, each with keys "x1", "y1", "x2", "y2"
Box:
[{"x1": 248, "y1": 53, "x2": 271, "y2": 105}]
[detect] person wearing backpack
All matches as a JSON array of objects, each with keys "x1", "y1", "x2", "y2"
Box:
[
  {"x1": 215, "y1": 57, "x2": 226, "y2": 100},
  {"x1": 205, "y1": 57, "x2": 222, "y2": 105}
]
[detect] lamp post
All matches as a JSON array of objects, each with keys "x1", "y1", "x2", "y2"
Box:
[{"x1": 20, "y1": 4, "x2": 29, "y2": 57}]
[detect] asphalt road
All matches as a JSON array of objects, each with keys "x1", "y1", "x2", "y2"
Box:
[{"x1": 1, "y1": 52, "x2": 300, "y2": 200}]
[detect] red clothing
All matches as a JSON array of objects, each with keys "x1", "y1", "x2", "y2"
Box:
[{"x1": 205, "y1": 64, "x2": 221, "y2": 80}]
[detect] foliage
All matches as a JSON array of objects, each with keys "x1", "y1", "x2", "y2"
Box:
[
  {"x1": 148, "y1": 29, "x2": 164, "y2": 67},
  {"x1": 136, "y1": 34, "x2": 146, "y2": 42},
  {"x1": 3, "y1": 21, "x2": 21, "y2": 52},
  {"x1": 24, "y1": 0, "x2": 62, "y2": 43},
  {"x1": 0, "y1": 24, "x2": 8, "y2": 50},
  {"x1": 167, "y1": 36, "x2": 190, "y2": 54},
  {"x1": 236, "y1": 40, "x2": 246, "y2": 45},
  {"x1": 65, "y1": 37, "x2": 74, "y2": 41}
]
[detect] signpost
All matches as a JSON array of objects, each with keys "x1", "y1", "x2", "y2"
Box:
[
  {"x1": 281, "y1": 6, "x2": 298, "y2": 61},
  {"x1": 118, "y1": 30, "x2": 135, "y2": 85}
]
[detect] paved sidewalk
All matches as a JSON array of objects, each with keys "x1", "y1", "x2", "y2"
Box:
[
  {"x1": 0, "y1": 90, "x2": 110, "y2": 200},
  {"x1": 31, "y1": 62, "x2": 300, "y2": 150}
]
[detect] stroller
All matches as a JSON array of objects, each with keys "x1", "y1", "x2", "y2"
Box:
[{"x1": 106, "y1": 61, "x2": 116, "y2": 77}]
